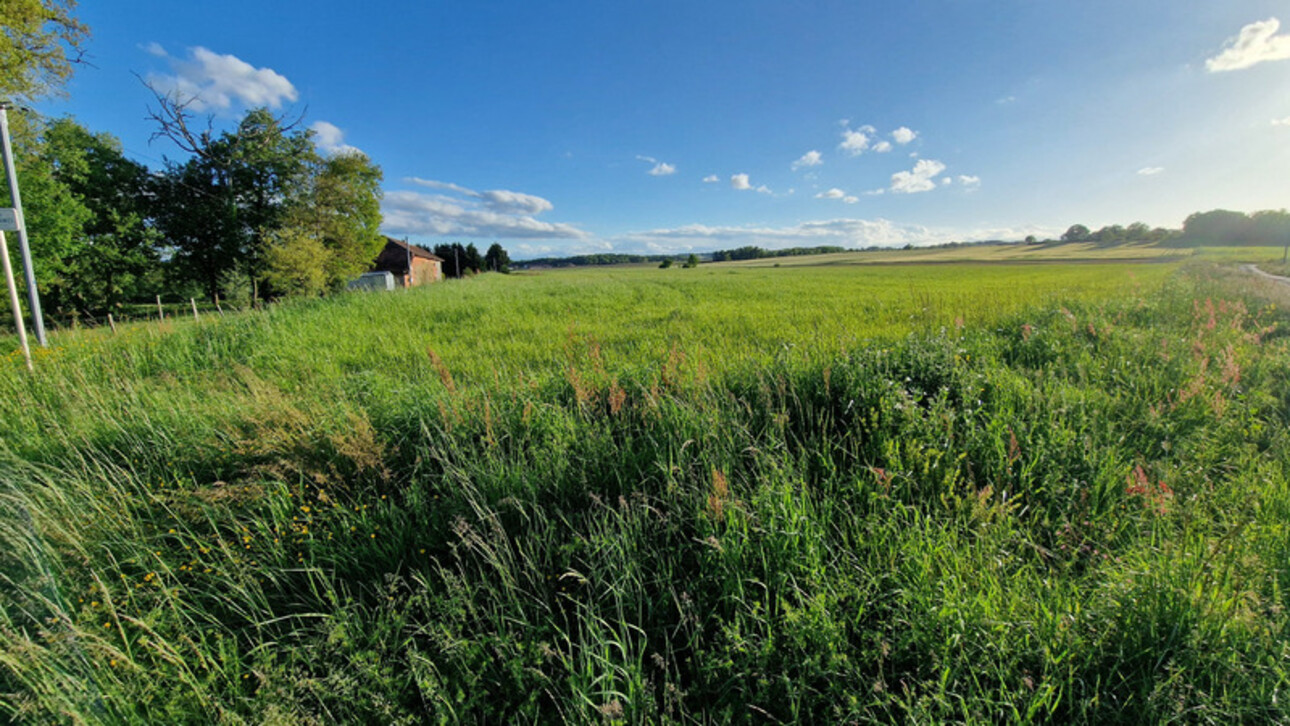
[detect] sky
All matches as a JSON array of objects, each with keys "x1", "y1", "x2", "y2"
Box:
[{"x1": 33, "y1": 0, "x2": 1290, "y2": 258}]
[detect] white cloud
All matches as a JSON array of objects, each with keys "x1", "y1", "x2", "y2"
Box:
[
  {"x1": 637, "y1": 155, "x2": 676, "y2": 176},
  {"x1": 816, "y1": 188, "x2": 846, "y2": 199},
  {"x1": 146, "y1": 46, "x2": 298, "y2": 112},
  {"x1": 891, "y1": 127, "x2": 917, "y2": 145},
  {"x1": 755, "y1": 185, "x2": 772, "y2": 194},
  {"x1": 477, "y1": 189, "x2": 555, "y2": 215},
  {"x1": 731, "y1": 173, "x2": 752, "y2": 190},
  {"x1": 872, "y1": 141, "x2": 893, "y2": 153},
  {"x1": 141, "y1": 41, "x2": 167, "y2": 57},
  {"x1": 839, "y1": 125, "x2": 875, "y2": 155},
  {"x1": 958, "y1": 175, "x2": 981, "y2": 188},
  {"x1": 996, "y1": 95, "x2": 1017, "y2": 105},
  {"x1": 1136, "y1": 167, "x2": 1165, "y2": 176},
  {"x1": 1206, "y1": 18, "x2": 1290, "y2": 72},
  {"x1": 605, "y1": 218, "x2": 1059, "y2": 255},
  {"x1": 309, "y1": 121, "x2": 361, "y2": 156},
  {"x1": 791, "y1": 150, "x2": 823, "y2": 170},
  {"x1": 702, "y1": 174, "x2": 720, "y2": 183},
  {"x1": 890, "y1": 159, "x2": 947, "y2": 194},
  {"x1": 942, "y1": 177, "x2": 953, "y2": 185},
  {"x1": 1273, "y1": 117, "x2": 1290, "y2": 126},
  {"x1": 384, "y1": 179, "x2": 582, "y2": 240}
]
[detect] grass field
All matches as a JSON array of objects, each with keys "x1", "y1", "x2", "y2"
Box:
[{"x1": 3, "y1": 256, "x2": 1290, "y2": 723}]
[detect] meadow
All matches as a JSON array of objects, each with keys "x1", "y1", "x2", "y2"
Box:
[{"x1": 3, "y1": 255, "x2": 1290, "y2": 723}]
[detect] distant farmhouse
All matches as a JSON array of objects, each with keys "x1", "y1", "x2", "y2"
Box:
[{"x1": 372, "y1": 237, "x2": 444, "y2": 287}]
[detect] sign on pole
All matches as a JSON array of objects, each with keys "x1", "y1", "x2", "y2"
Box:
[{"x1": 0, "y1": 208, "x2": 17, "y2": 232}]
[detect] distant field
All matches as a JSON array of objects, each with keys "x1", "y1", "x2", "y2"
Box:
[
  {"x1": 4, "y1": 258, "x2": 1290, "y2": 723},
  {"x1": 717, "y1": 240, "x2": 1286, "y2": 268}
]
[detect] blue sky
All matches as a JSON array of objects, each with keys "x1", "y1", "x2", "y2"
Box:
[{"x1": 36, "y1": 0, "x2": 1290, "y2": 257}]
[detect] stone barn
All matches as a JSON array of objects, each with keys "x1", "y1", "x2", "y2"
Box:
[{"x1": 371, "y1": 237, "x2": 444, "y2": 287}]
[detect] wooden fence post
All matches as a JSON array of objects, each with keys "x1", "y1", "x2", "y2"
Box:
[
  {"x1": 156, "y1": 295, "x2": 165, "y2": 321},
  {"x1": 107, "y1": 313, "x2": 117, "y2": 334},
  {"x1": 191, "y1": 298, "x2": 200, "y2": 322}
]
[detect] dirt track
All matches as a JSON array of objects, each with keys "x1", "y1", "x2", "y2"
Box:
[{"x1": 1242, "y1": 264, "x2": 1290, "y2": 286}]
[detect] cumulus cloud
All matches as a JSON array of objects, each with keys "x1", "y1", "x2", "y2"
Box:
[
  {"x1": 1273, "y1": 117, "x2": 1290, "y2": 126},
  {"x1": 384, "y1": 179, "x2": 584, "y2": 240},
  {"x1": 839, "y1": 124, "x2": 875, "y2": 155},
  {"x1": 1206, "y1": 18, "x2": 1290, "y2": 72},
  {"x1": 309, "y1": 121, "x2": 362, "y2": 156},
  {"x1": 890, "y1": 159, "x2": 947, "y2": 194},
  {"x1": 606, "y1": 218, "x2": 1058, "y2": 255},
  {"x1": 958, "y1": 175, "x2": 981, "y2": 188},
  {"x1": 1136, "y1": 167, "x2": 1165, "y2": 176},
  {"x1": 816, "y1": 188, "x2": 846, "y2": 199},
  {"x1": 872, "y1": 140, "x2": 893, "y2": 153},
  {"x1": 731, "y1": 173, "x2": 752, "y2": 190},
  {"x1": 792, "y1": 150, "x2": 823, "y2": 170},
  {"x1": 702, "y1": 174, "x2": 720, "y2": 183},
  {"x1": 146, "y1": 46, "x2": 298, "y2": 112},
  {"x1": 637, "y1": 155, "x2": 676, "y2": 176},
  {"x1": 141, "y1": 41, "x2": 167, "y2": 57},
  {"x1": 891, "y1": 127, "x2": 917, "y2": 144}
]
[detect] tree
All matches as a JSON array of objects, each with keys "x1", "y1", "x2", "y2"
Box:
[
  {"x1": 263, "y1": 227, "x2": 327, "y2": 297},
  {"x1": 463, "y1": 243, "x2": 482, "y2": 274},
  {"x1": 41, "y1": 118, "x2": 159, "y2": 312},
  {"x1": 658, "y1": 258, "x2": 673, "y2": 269},
  {"x1": 1181, "y1": 209, "x2": 1251, "y2": 246},
  {"x1": 433, "y1": 243, "x2": 461, "y2": 277},
  {"x1": 7, "y1": 113, "x2": 91, "y2": 314},
  {"x1": 150, "y1": 98, "x2": 317, "y2": 300},
  {"x1": 0, "y1": 0, "x2": 88, "y2": 101},
  {"x1": 1023, "y1": 235, "x2": 1038, "y2": 245},
  {"x1": 282, "y1": 149, "x2": 384, "y2": 291},
  {"x1": 1061, "y1": 224, "x2": 1091, "y2": 243},
  {"x1": 484, "y1": 243, "x2": 511, "y2": 273},
  {"x1": 683, "y1": 253, "x2": 699, "y2": 268},
  {"x1": 1125, "y1": 222, "x2": 1150, "y2": 241}
]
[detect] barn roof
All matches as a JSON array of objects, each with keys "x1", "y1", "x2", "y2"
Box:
[{"x1": 384, "y1": 237, "x2": 444, "y2": 262}]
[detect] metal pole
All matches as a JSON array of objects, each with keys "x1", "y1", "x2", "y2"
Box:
[
  {"x1": 0, "y1": 104, "x2": 45, "y2": 346},
  {"x1": 0, "y1": 231, "x2": 32, "y2": 371}
]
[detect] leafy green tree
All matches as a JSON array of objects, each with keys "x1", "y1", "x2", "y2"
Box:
[
  {"x1": 1125, "y1": 222, "x2": 1150, "y2": 241},
  {"x1": 282, "y1": 149, "x2": 384, "y2": 291},
  {"x1": 484, "y1": 243, "x2": 510, "y2": 273},
  {"x1": 1181, "y1": 209, "x2": 1251, "y2": 245},
  {"x1": 7, "y1": 114, "x2": 93, "y2": 315},
  {"x1": 0, "y1": 0, "x2": 88, "y2": 101},
  {"x1": 151, "y1": 102, "x2": 317, "y2": 300},
  {"x1": 433, "y1": 243, "x2": 460, "y2": 277},
  {"x1": 263, "y1": 227, "x2": 327, "y2": 297},
  {"x1": 683, "y1": 253, "x2": 699, "y2": 268},
  {"x1": 464, "y1": 243, "x2": 482, "y2": 274},
  {"x1": 1061, "y1": 224, "x2": 1091, "y2": 243},
  {"x1": 40, "y1": 118, "x2": 159, "y2": 312},
  {"x1": 658, "y1": 258, "x2": 673, "y2": 269}
]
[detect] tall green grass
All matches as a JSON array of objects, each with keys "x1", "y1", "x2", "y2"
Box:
[{"x1": 3, "y1": 261, "x2": 1289, "y2": 723}]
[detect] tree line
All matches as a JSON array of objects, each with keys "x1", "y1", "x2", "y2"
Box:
[{"x1": 1057, "y1": 210, "x2": 1290, "y2": 248}]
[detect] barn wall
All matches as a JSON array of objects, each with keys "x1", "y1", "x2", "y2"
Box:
[{"x1": 410, "y1": 257, "x2": 443, "y2": 286}]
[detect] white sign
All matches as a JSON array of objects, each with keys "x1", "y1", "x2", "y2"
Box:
[{"x1": 0, "y1": 208, "x2": 16, "y2": 232}]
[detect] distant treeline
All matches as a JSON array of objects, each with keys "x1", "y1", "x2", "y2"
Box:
[
  {"x1": 516, "y1": 245, "x2": 850, "y2": 269},
  {"x1": 1057, "y1": 209, "x2": 1290, "y2": 248},
  {"x1": 709, "y1": 245, "x2": 849, "y2": 261}
]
